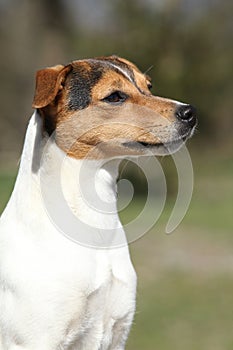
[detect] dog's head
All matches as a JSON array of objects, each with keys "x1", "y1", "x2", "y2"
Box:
[{"x1": 33, "y1": 56, "x2": 197, "y2": 159}]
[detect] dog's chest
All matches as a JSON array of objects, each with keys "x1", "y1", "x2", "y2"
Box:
[
  {"x1": 61, "y1": 264, "x2": 135, "y2": 349},
  {"x1": 0, "y1": 230, "x2": 136, "y2": 349},
  {"x1": 63, "y1": 247, "x2": 135, "y2": 345}
]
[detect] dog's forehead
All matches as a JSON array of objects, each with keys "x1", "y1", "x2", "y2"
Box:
[{"x1": 70, "y1": 56, "x2": 140, "y2": 83}]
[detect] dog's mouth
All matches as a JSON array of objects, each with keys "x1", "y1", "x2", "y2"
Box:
[
  {"x1": 122, "y1": 133, "x2": 191, "y2": 155},
  {"x1": 123, "y1": 140, "x2": 164, "y2": 149}
]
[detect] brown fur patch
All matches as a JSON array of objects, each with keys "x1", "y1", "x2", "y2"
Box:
[{"x1": 33, "y1": 65, "x2": 72, "y2": 108}]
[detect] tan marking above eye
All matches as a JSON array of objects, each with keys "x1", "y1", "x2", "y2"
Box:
[
  {"x1": 92, "y1": 69, "x2": 153, "y2": 105},
  {"x1": 91, "y1": 71, "x2": 133, "y2": 101}
]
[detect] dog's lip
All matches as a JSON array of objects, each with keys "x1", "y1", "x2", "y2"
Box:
[
  {"x1": 122, "y1": 127, "x2": 195, "y2": 150},
  {"x1": 122, "y1": 141, "x2": 164, "y2": 149},
  {"x1": 122, "y1": 134, "x2": 189, "y2": 150}
]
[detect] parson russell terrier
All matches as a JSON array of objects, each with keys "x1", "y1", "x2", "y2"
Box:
[{"x1": 0, "y1": 56, "x2": 197, "y2": 350}]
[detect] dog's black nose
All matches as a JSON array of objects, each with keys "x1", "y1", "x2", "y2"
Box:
[{"x1": 176, "y1": 105, "x2": 197, "y2": 127}]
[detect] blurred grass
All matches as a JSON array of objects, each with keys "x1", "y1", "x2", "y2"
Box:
[
  {"x1": 0, "y1": 172, "x2": 16, "y2": 213},
  {"x1": 0, "y1": 151, "x2": 233, "y2": 350},
  {"x1": 125, "y1": 151, "x2": 233, "y2": 350}
]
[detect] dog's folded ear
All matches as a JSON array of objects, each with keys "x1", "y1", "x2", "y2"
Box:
[{"x1": 32, "y1": 64, "x2": 72, "y2": 109}]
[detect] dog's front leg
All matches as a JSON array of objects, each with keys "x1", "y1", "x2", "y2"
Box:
[{"x1": 108, "y1": 311, "x2": 135, "y2": 350}]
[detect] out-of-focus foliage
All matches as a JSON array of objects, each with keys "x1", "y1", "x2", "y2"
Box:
[{"x1": 0, "y1": 0, "x2": 232, "y2": 159}]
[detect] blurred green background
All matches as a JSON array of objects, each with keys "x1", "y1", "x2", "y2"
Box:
[{"x1": 0, "y1": 0, "x2": 232, "y2": 349}]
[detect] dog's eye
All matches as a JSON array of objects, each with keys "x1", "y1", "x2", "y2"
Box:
[
  {"x1": 102, "y1": 91, "x2": 128, "y2": 104},
  {"x1": 147, "y1": 83, "x2": 152, "y2": 91}
]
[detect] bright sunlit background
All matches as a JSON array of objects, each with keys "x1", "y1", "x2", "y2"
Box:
[{"x1": 0, "y1": 0, "x2": 232, "y2": 349}]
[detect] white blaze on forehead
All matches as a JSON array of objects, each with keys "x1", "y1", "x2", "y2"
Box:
[{"x1": 108, "y1": 62, "x2": 135, "y2": 84}]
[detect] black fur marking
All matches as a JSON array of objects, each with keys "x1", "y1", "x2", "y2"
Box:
[
  {"x1": 68, "y1": 63, "x2": 103, "y2": 110},
  {"x1": 68, "y1": 57, "x2": 139, "y2": 110}
]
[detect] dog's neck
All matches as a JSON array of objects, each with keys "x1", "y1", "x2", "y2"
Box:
[{"x1": 5, "y1": 112, "x2": 125, "y2": 247}]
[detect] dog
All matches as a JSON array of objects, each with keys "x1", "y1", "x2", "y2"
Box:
[{"x1": 0, "y1": 56, "x2": 197, "y2": 350}]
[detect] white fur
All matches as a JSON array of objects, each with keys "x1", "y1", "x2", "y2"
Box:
[
  {"x1": 0, "y1": 112, "x2": 137, "y2": 350},
  {"x1": 108, "y1": 63, "x2": 134, "y2": 84}
]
